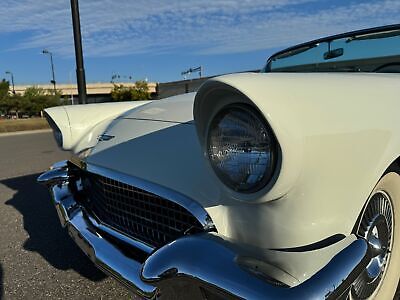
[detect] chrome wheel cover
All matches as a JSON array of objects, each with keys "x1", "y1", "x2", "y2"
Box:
[{"x1": 351, "y1": 191, "x2": 393, "y2": 299}]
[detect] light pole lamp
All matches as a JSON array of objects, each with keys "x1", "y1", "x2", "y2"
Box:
[
  {"x1": 5, "y1": 71, "x2": 15, "y2": 94},
  {"x1": 42, "y1": 49, "x2": 57, "y2": 94},
  {"x1": 181, "y1": 66, "x2": 203, "y2": 79}
]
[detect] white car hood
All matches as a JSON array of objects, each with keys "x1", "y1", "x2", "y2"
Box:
[
  {"x1": 119, "y1": 92, "x2": 196, "y2": 123},
  {"x1": 86, "y1": 90, "x2": 222, "y2": 207}
]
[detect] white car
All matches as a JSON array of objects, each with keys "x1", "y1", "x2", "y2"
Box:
[{"x1": 39, "y1": 24, "x2": 400, "y2": 299}]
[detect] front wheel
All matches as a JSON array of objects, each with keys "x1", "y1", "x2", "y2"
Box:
[{"x1": 351, "y1": 172, "x2": 400, "y2": 299}]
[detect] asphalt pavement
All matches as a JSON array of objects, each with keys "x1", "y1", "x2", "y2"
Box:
[{"x1": 0, "y1": 131, "x2": 130, "y2": 299}]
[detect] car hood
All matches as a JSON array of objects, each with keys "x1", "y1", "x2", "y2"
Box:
[
  {"x1": 119, "y1": 92, "x2": 196, "y2": 124},
  {"x1": 86, "y1": 89, "x2": 223, "y2": 207}
]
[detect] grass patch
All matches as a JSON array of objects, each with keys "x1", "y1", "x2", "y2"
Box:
[{"x1": 0, "y1": 118, "x2": 50, "y2": 133}]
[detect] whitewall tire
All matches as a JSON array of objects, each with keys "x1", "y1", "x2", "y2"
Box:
[{"x1": 351, "y1": 172, "x2": 400, "y2": 299}]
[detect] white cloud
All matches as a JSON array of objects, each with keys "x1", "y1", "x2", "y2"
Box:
[{"x1": 0, "y1": 0, "x2": 399, "y2": 57}]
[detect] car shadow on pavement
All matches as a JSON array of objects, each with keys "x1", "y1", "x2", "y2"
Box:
[
  {"x1": 0, "y1": 263, "x2": 3, "y2": 300},
  {"x1": 2, "y1": 173, "x2": 106, "y2": 282}
]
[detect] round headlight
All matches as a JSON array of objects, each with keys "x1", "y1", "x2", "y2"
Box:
[{"x1": 207, "y1": 104, "x2": 277, "y2": 193}]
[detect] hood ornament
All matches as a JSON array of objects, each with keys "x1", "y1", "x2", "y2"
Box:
[{"x1": 98, "y1": 134, "x2": 115, "y2": 141}]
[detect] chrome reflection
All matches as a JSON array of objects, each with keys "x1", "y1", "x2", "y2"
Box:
[
  {"x1": 39, "y1": 161, "x2": 375, "y2": 300},
  {"x1": 52, "y1": 182, "x2": 158, "y2": 299},
  {"x1": 207, "y1": 104, "x2": 277, "y2": 193},
  {"x1": 37, "y1": 167, "x2": 69, "y2": 186},
  {"x1": 142, "y1": 233, "x2": 372, "y2": 300},
  {"x1": 352, "y1": 191, "x2": 393, "y2": 299}
]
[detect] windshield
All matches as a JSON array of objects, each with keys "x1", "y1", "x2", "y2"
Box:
[{"x1": 265, "y1": 25, "x2": 400, "y2": 73}]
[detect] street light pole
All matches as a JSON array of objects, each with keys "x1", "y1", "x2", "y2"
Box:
[
  {"x1": 42, "y1": 49, "x2": 57, "y2": 94},
  {"x1": 181, "y1": 66, "x2": 203, "y2": 79},
  {"x1": 70, "y1": 0, "x2": 87, "y2": 104},
  {"x1": 69, "y1": 69, "x2": 75, "y2": 105},
  {"x1": 5, "y1": 71, "x2": 15, "y2": 94}
]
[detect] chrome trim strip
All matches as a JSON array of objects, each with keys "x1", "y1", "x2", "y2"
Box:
[
  {"x1": 85, "y1": 163, "x2": 215, "y2": 231},
  {"x1": 68, "y1": 210, "x2": 157, "y2": 299},
  {"x1": 50, "y1": 185, "x2": 78, "y2": 227},
  {"x1": 271, "y1": 234, "x2": 346, "y2": 252},
  {"x1": 86, "y1": 213, "x2": 155, "y2": 254},
  {"x1": 37, "y1": 167, "x2": 69, "y2": 186},
  {"x1": 49, "y1": 160, "x2": 69, "y2": 170}
]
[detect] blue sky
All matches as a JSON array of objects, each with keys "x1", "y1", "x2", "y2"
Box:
[{"x1": 0, "y1": 0, "x2": 399, "y2": 85}]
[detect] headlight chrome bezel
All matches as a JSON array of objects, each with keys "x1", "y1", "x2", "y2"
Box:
[
  {"x1": 44, "y1": 111, "x2": 63, "y2": 148},
  {"x1": 206, "y1": 103, "x2": 279, "y2": 194}
]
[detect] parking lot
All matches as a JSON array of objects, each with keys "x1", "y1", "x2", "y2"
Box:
[{"x1": 0, "y1": 131, "x2": 130, "y2": 299}]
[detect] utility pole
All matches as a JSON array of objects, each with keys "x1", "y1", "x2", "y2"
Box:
[
  {"x1": 5, "y1": 71, "x2": 15, "y2": 94},
  {"x1": 70, "y1": 0, "x2": 87, "y2": 104},
  {"x1": 42, "y1": 49, "x2": 57, "y2": 94},
  {"x1": 181, "y1": 66, "x2": 203, "y2": 80},
  {"x1": 181, "y1": 66, "x2": 202, "y2": 94},
  {"x1": 69, "y1": 69, "x2": 75, "y2": 105}
]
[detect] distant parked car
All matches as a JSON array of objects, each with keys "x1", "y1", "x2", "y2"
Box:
[{"x1": 39, "y1": 24, "x2": 400, "y2": 299}]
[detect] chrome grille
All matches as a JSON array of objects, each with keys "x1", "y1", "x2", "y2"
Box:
[{"x1": 81, "y1": 172, "x2": 204, "y2": 248}]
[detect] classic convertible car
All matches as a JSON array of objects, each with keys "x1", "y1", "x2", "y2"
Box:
[{"x1": 39, "y1": 24, "x2": 400, "y2": 299}]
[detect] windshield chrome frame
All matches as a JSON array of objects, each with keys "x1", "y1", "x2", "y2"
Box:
[{"x1": 263, "y1": 24, "x2": 400, "y2": 72}]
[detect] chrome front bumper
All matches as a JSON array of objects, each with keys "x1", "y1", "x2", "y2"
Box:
[{"x1": 38, "y1": 162, "x2": 373, "y2": 300}]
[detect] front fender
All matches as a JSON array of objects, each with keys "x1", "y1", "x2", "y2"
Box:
[
  {"x1": 194, "y1": 73, "x2": 400, "y2": 244},
  {"x1": 45, "y1": 101, "x2": 151, "y2": 153}
]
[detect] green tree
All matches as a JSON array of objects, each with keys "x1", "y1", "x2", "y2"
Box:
[
  {"x1": 9, "y1": 94, "x2": 26, "y2": 118},
  {"x1": 0, "y1": 96, "x2": 12, "y2": 116},
  {"x1": 132, "y1": 80, "x2": 151, "y2": 100},
  {"x1": 111, "y1": 84, "x2": 134, "y2": 101},
  {"x1": 23, "y1": 86, "x2": 60, "y2": 116},
  {"x1": 0, "y1": 79, "x2": 10, "y2": 115},
  {"x1": 111, "y1": 81, "x2": 151, "y2": 102},
  {"x1": 0, "y1": 84, "x2": 61, "y2": 118},
  {"x1": 0, "y1": 79, "x2": 9, "y2": 99}
]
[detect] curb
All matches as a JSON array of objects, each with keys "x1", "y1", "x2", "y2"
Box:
[{"x1": 0, "y1": 129, "x2": 52, "y2": 137}]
